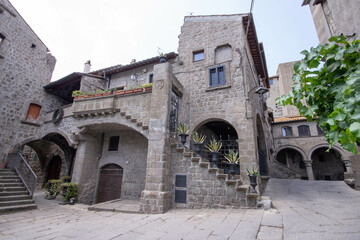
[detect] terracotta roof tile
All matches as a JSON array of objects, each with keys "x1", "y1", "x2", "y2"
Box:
[{"x1": 273, "y1": 116, "x2": 307, "y2": 123}]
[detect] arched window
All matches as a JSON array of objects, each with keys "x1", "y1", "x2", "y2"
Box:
[
  {"x1": 298, "y1": 125, "x2": 310, "y2": 137},
  {"x1": 281, "y1": 126, "x2": 293, "y2": 137}
]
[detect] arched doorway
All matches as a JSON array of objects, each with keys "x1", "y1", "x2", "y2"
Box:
[
  {"x1": 46, "y1": 155, "x2": 62, "y2": 181},
  {"x1": 276, "y1": 148, "x2": 307, "y2": 179},
  {"x1": 97, "y1": 164, "x2": 124, "y2": 203},
  {"x1": 195, "y1": 120, "x2": 239, "y2": 174},
  {"x1": 256, "y1": 116, "x2": 267, "y2": 175},
  {"x1": 311, "y1": 148, "x2": 345, "y2": 181}
]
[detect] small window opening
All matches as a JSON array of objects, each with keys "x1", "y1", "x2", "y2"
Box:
[
  {"x1": 281, "y1": 126, "x2": 293, "y2": 137},
  {"x1": 149, "y1": 74, "x2": 153, "y2": 83},
  {"x1": 108, "y1": 136, "x2": 120, "y2": 151},
  {"x1": 193, "y1": 50, "x2": 204, "y2": 62},
  {"x1": 26, "y1": 104, "x2": 41, "y2": 121}
]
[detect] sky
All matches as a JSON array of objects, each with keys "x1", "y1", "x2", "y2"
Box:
[{"x1": 10, "y1": 0, "x2": 319, "y2": 81}]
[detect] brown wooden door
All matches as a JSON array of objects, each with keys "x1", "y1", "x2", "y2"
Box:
[
  {"x1": 97, "y1": 164, "x2": 123, "y2": 203},
  {"x1": 47, "y1": 156, "x2": 62, "y2": 181}
]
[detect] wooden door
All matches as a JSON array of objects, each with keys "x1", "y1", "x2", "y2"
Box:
[
  {"x1": 97, "y1": 164, "x2": 123, "y2": 203},
  {"x1": 47, "y1": 156, "x2": 62, "y2": 181}
]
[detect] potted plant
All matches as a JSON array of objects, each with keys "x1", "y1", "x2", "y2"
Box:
[
  {"x1": 133, "y1": 85, "x2": 143, "y2": 93},
  {"x1": 61, "y1": 182, "x2": 78, "y2": 204},
  {"x1": 85, "y1": 91, "x2": 94, "y2": 98},
  {"x1": 45, "y1": 179, "x2": 62, "y2": 200},
  {"x1": 158, "y1": 48, "x2": 167, "y2": 63},
  {"x1": 177, "y1": 123, "x2": 189, "y2": 146},
  {"x1": 205, "y1": 138, "x2": 222, "y2": 168},
  {"x1": 124, "y1": 86, "x2": 134, "y2": 94},
  {"x1": 246, "y1": 167, "x2": 260, "y2": 193},
  {"x1": 114, "y1": 88, "x2": 125, "y2": 95},
  {"x1": 72, "y1": 90, "x2": 85, "y2": 100},
  {"x1": 103, "y1": 88, "x2": 112, "y2": 96},
  {"x1": 223, "y1": 150, "x2": 240, "y2": 180},
  {"x1": 61, "y1": 175, "x2": 71, "y2": 183},
  {"x1": 95, "y1": 89, "x2": 105, "y2": 97},
  {"x1": 142, "y1": 83, "x2": 153, "y2": 91},
  {"x1": 192, "y1": 132, "x2": 206, "y2": 156}
]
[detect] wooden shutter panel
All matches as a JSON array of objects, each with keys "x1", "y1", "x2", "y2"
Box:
[
  {"x1": 26, "y1": 104, "x2": 41, "y2": 120},
  {"x1": 218, "y1": 66, "x2": 225, "y2": 85},
  {"x1": 209, "y1": 68, "x2": 218, "y2": 86}
]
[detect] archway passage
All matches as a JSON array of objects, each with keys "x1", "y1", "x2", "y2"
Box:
[
  {"x1": 97, "y1": 164, "x2": 123, "y2": 203},
  {"x1": 311, "y1": 148, "x2": 345, "y2": 181},
  {"x1": 196, "y1": 120, "x2": 239, "y2": 174},
  {"x1": 46, "y1": 156, "x2": 62, "y2": 181},
  {"x1": 276, "y1": 148, "x2": 307, "y2": 179}
]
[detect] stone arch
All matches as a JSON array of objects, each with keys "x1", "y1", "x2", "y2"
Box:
[
  {"x1": 307, "y1": 143, "x2": 346, "y2": 161},
  {"x1": 77, "y1": 118, "x2": 149, "y2": 140},
  {"x1": 192, "y1": 117, "x2": 239, "y2": 175},
  {"x1": 190, "y1": 115, "x2": 241, "y2": 139},
  {"x1": 275, "y1": 146, "x2": 308, "y2": 179},
  {"x1": 275, "y1": 145, "x2": 307, "y2": 161},
  {"x1": 310, "y1": 145, "x2": 346, "y2": 181},
  {"x1": 41, "y1": 129, "x2": 76, "y2": 148}
]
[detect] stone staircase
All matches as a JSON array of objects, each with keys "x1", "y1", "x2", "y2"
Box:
[
  {"x1": 0, "y1": 169, "x2": 37, "y2": 213},
  {"x1": 174, "y1": 145, "x2": 259, "y2": 208}
]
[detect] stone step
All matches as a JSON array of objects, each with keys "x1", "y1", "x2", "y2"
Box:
[
  {"x1": 216, "y1": 173, "x2": 227, "y2": 180},
  {"x1": 0, "y1": 178, "x2": 21, "y2": 183},
  {"x1": 208, "y1": 168, "x2": 217, "y2": 173},
  {"x1": 0, "y1": 204, "x2": 37, "y2": 213},
  {"x1": 183, "y1": 152, "x2": 192, "y2": 158},
  {"x1": 130, "y1": 118, "x2": 137, "y2": 123},
  {"x1": 0, "y1": 169, "x2": 15, "y2": 174},
  {"x1": 237, "y1": 184, "x2": 249, "y2": 192},
  {"x1": 0, "y1": 199, "x2": 34, "y2": 207},
  {"x1": 136, "y1": 122, "x2": 143, "y2": 127},
  {"x1": 0, "y1": 186, "x2": 27, "y2": 192},
  {"x1": 226, "y1": 179, "x2": 237, "y2": 185},
  {"x1": 0, "y1": 172, "x2": 17, "y2": 176},
  {"x1": 199, "y1": 161, "x2": 209, "y2": 168},
  {"x1": 125, "y1": 115, "x2": 131, "y2": 119},
  {"x1": 0, "y1": 175, "x2": 21, "y2": 180},
  {"x1": 142, "y1": 125, "x2": 149, "y2": 130},
  {"x1": 0, "y1": 182, "x2": 23, "y2": 187},
  {"x1": 191, "y1": 157, "x2": 200, "y2": 163},
  {"x1": 0, "y1": 190, "x2": 28, "y2": 196},
  {"x1": 176, "y1": 147, "x2": 185, "y2": 152},
  {"x1": 0, "y1": 195, "x2": 32, "y2": 202}
]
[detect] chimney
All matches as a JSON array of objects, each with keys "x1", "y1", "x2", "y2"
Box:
[{"x1": 83, "y1": 60, "x2": 91, "y2": 73}]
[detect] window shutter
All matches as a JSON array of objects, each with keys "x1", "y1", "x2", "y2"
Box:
[
  {"x1": 218, "y1": 66, "x2": 225, "y2": 85},
  {"x1": 209, "y1": 68, "x2": 218, "y2": 86}
]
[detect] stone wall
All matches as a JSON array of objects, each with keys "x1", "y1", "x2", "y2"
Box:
[
  {"x1": 267, "y1": 76, "x2": 283, "y2": 117},
  {"x1": 0, "y1": 0, "x2": 67, "y2": 160},
  {"x1": 173, "y1": 15, "x2": 269, "y2": 184},
  {"x1": 307, "y1": 0, "x2": 360, "y2": 44},
  {"x1": 98, "y1": 130, "x2": 148, "y2": 200},
  {"x1": 110, "y1": 66, "x2": 154, "y2": 90}
]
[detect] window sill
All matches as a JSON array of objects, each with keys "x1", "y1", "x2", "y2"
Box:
[
  {"x1": 206, "y1": 84, "x2": 231, "y2": 92},
  {"x1": 21, "y1": 120, "x2": 41, "y2": 127}
]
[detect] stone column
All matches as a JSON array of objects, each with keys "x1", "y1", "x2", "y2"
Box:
[
  {"x1": 343, "y1": 160, "x2": 353, "y2": 174},
  {"x1": 71, "y1": 133, "x2": 101, "y2": 204},
  {"x1": 140, "y1": 62, "x2": 173, "y2": 214},
  {"x1": 303, "y1": 160, "x2": 315, "y2": 181}
]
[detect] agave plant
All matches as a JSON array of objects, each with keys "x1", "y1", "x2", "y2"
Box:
[
  {"x1": 223, "y1": 150, "x2": 240, "y2": 164},
  {"x1": 205, "y1": 138, "x2": 222, "y2": 152},
  {"x1": 192, "y1": 132, "x2": 206, "y2": 143},
  {"x1": 246, "y1": 167, "x2": 260, "y2": 176},
  {"x1": 177, "y1": 123, "x2": 190, "y2": 134}
]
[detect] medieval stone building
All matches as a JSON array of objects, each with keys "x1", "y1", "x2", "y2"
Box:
[
  {"x1": 1, "y1": 3, "x2": 273, "y2": 214},
  {"x1": 266, "y1": 62, "x2": 354, "y2": 183}
]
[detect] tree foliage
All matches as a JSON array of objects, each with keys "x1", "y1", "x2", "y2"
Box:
[{"x1": 277, "y1": 35, "x2": 360, "y2": 154}]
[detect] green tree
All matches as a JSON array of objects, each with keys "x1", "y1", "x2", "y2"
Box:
[{"x1": 277, "y1": 35, "x2": 360, "y2": 154}]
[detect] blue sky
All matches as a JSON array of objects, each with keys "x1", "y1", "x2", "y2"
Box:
[{"x1": 10, "y1": 0, "x2": 318, "y2": 80}]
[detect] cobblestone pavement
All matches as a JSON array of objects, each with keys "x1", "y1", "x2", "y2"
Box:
[
  {"x1": 0, "y1": 191, "x2": 272, "y2": 240},
  {"x1": 265, "y1": 179, "x2": 360, "y2": 240},
  {"x1": 2, "y1": 179, "x2": 359, "y2": 240}
]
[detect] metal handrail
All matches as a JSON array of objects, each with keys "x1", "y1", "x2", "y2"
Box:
[
  {"x1": 273, "y1": 160, "x2": 303, "y2": 176},
  {"x1": 8, "y1": 153, "x2": 38, "y2": 196}
]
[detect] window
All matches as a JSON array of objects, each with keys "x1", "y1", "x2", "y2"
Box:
[
  {"x1": 281, "y1": 126, "x2": 293, "y2": 137},
  {"x1": 108, "y1": 136, "x2": 120, "y2": 151},
  {"x1": 317, "y1": 125, "x2": 324, "y2": 136},
  {"x1": 193, "y1": 50, "x2": 204, "y2": 62},
  {"x1": 0, "y1": 33, "x2": 5, "y2": 47},
  {"x1": 298, "y1": 125, "x2": 310, "y2": 137},
  {"x1": 209, "y1": 66, "x2": 225, "y2": 87},
  {"x1": 149, "y1": 74, "x2": 153, "y2": 83},
  {"x1": 26, "y1": 104, "x2": 41, "y2": 121},
  {"x1": 269, "y1": 79, "x2": 274, "y2": 85}
]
